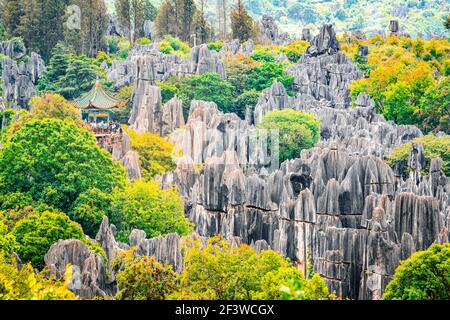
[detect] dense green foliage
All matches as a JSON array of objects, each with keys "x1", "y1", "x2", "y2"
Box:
[
  {"x1": 68, "y1": 188, "x2": 113, "y2": 238},
  {"x1": 383, "y1": 243, "x2": 450, "y2": 300},
  {"x1": 247, "y1": 62, "x2": 294, "y2": 94},
  {"x1": 113, "y1": 249, "x2": 178, "y2": 300},
  {"x1": 158, "y1": 36, "x2": 190, "y2": 56},
  {"x1": 250, "y1": 49, "x2": 276, "y2": 63},
  {"x1": 258, "y1": 109, "x2": 321, "y2": 163},
  {"x1": 0, "y1": 254, "x2": 77, "y2": 300},
  {"x1": 348, "y1": 36, "x2": 449, "y2": 133},
  {"x1": 173, "y1": 236, "x2": 330, "y2": 300},
  {"x1": 12, "y1": 211, "x2": 85, "y2": 269},
  {"x1": 125, "y1": 127, "x2": 178, "y2": 180},
  {"x1": 234, "y1": 90, "x2": 261, "y2": 119},
  {"x1": 0, "y1": 118, "x2": 126, "y2": 212},
  {"x1": 165, "y1": 73, "x2": 236, "y2": 117},
  {"x1": 37, "y1": 44, "x2": 100, "y2": 100},
  {"x1": 110, "y1": 179, "x2": 192, "y2": 243},
  {"x1": 386, "y1": 135, "x2": 450, "y2": 176}
]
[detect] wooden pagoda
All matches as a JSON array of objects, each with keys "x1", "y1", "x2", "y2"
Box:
[{"x1": 70, "y1": 81, "x2": 128, "y2": 122}]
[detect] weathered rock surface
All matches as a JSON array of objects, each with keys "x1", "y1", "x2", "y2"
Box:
[
  {"x1": 259, "y1": 15, "x2": 290, "y2": 45},
  {"x1": 128, "y1": 74, "x2": 184, "y2": 135},
  {"x1": 44, "y1": 239, "x2": 113, "y2": 299},
  {"x1": 157, "y1": 24, "x2": 449, "y2": 300},
  {"x1": 108, "y1": 43, "x2": 225, "y2": 89},
  {"x1": 1, "y1": 52, "x2": 45, "y2": 109}
]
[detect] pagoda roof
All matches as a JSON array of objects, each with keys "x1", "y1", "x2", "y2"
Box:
[{"x1": 71, "y1": 81, "x2": 128, "y2": 110}]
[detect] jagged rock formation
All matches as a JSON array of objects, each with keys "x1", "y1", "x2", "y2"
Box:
[
  {"x1": 121, "y1": 151, "x2": 142, "y2": 179},
  {"x1": 157, "y1": 24, "x2": 449, "y2": 300},
  {"x1": 221, "y1": 39, "x2": 254, "y2": 55},
  {"x1": 259, "y1": 15, "x2": 290, "y2": 45},
  {"x1": 106, "y1": 15, "x2": 126, "y2": 38},
  {"x1": 389, "y1": 20, "x2": 399, "y2": 34},
  {"x1": 42, "y1": 23, "x2": 449, "y2": 301},
  {"x1": 44, "y1": 239, "x2": 114, "y2": 299},
  {"x1": 128, "y1": 74, "x2": 184, "y2": 135},
  {"x1": 301, "y1": 28, "x2": 312, "y2": 42},
  {"x1": 1, "y1": 52, "x2": 45, "y2": 109},
  {"x1": 143, "y1": 20, "x2": 156, "y2": 40},
  {"x1": 108, "y1": 43, "x2": 225, "y2": 89},
  {"x1": 0, "y1": 40, "x2": 27, "y2": 59},
  {"x1": 286, "y1": 26, "x2": 362, "y2": 110}
]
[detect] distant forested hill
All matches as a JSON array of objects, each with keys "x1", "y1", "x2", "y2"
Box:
[
  {"x1": 104, "y1": 0, "x2": 449, "y2": 39},
  {"x1": 243, "y1": 0, "x2": 449, "y2": 39}
]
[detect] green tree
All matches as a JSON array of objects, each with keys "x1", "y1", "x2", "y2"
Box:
[
  {"x1": 419, "y1": 76, "x2": 450, "y2": 133},
  {"x1": 64, "y1": 0, "x2": 108, "y2": 57},
  {"x1": 12, "y1": 211, "x2": 86, "y2": 269},
  {"x1": 279, "y1": 273, "x2": 330, "y2": 300},
  {"x1": 143, "y1": 0, "x2": 158, "y2": 21},
  {"x1": 257, "y1": 109, "x2": 321, "y2": 163},
  {"x1": 0, "y1": 221, "x2": 18, "y2": 256},
  {"x1": 28, "y1": 94, "x2": 81, "y2": 124},
  {"x1": 386, "y1": 134, "x2": 450, "y2": 176},
  {"x1": 0, "y1": 254, "x2": 77, "y2": 300},
  {"x1": 113, "y1": 248, "x2": 178, "y2": 300},
  {"x1": 58, "y1": 56, "x2": 97, "y2": 99},
  {"x1": 2, "y1": 0, "x2": 24, "y2": 38},
  {"x1": 233, "y1": 89, "x2": 260, "y2": 119},
  {"x1": 68, "y1": 188, "x2": 113, "y2": 238},
  {"x1": 174, "y1": 236, "x2": 330, "y2": 300},
  {"x1": 115, "y1": 0, "x2": 145, "y2": 44},
  {"x1": 247, "y1": 62, "x2": 294, "y2": 93},
  {"x1": 166, "y1": 72, "x2": 235, "y2": 117},
  {"x1": 110, "y1": 179, "x2": 192, "y2": 243},
  {"x1": 383, "y1": 243, "x2": 450, "y2": 300},
  {"x1": 124, "y1": 126, "x2": 177, "y2": 180},
  {"x1": 444, "y1": 15, "x2": 450, "y2": 30},
  {"x1": 230, "y1": 0, "x2": 256, "y2": 42},
  {"x1": 0, "y1": 118, "x2": 126, "y2": 212}
]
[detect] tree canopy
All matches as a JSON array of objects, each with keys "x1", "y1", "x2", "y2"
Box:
[
  {"x1": 0, "y1": 118, "x2": 126, "y2": 212},
  {"x1": 383, "y1": 243, "x2": 450, "y2": 300},
  {"x1": 257, "y1": 109, "x2": 321, "y2": 163}
]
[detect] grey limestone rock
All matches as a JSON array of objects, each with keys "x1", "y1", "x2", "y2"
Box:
[
  {"x1": 259, "y1": 15, "x2": 290, "y2": 45},
  {"x1": 44, "y1": 239, "x2": 113, "y2": 299},
  {"x1": 1, "y1": 52, "x2": 45, "y2": 109}
]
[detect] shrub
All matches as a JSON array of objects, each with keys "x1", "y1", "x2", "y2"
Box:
[
  {"x1": 110, "y1": 180, "x2": 192, "y2": 243},
  {"x1": 174, "y1": 236, "x2": 329, "y2": 300},
  {"x1": 158, "y1": 81, "x2": 179, "y2": 104},
  {"x1": 250, "y1": 49, "x2": 276, "y2": 63},
  {"x1": 12, "y1": 211, "x2": 86, "y2": 269},
  {"x1": 68, "y1": 188, "x2": 113, "y2": 238},
  {"x1": 0, "y1": 254, "x2": 77, "y2": 300},
  {"x1": 386, "y1": 134, "x2": 450, "y2": 176},
  {"x1": 257, "y1": 109, "x2": 321, "y2": 163},
  {"x1": 207, "y1": 42, "x2": 224, "y2": 52},
  {"x1": 282, "y1": 40, "x2": 309, "y2": 63},
  {"x1": 124, "y1": 126, "x2": 178, "y2": 180},
  {"x1": 383, "y1": 243, "x2": 450, "y2": 300},
  {"x1": 113, "y1": 248, "x2": 178, "y2": 300},
  {"x1": 28, "y1": 94, "x2": 81, "y2": 124},
  {"x1": 166, "y1": 73, "x2": 236, "y2": 117},
  {"x1": 138, "y1": 37, "x2": 152, "y2": 45},
  {"x1": 247, "y1": 62, "x2": 294, "y2": 94},
  {"x1": 224, "y1": 52, "x2": 261, "y2": 95},
  {"x1": 159, "y1": 36, "x2": 190, "y2": 57}
]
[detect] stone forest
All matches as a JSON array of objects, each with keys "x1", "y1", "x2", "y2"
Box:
[{"x1": 0, "y1": 0, "x2": 449, "y2": 302}]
